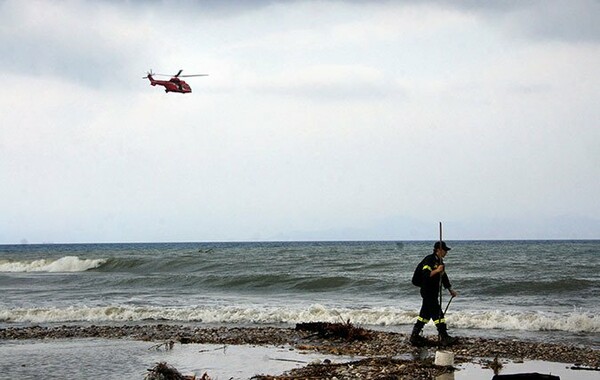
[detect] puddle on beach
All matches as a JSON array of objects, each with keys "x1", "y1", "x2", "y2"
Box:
[
  {"x1": 0, "y1": 338, "x2": 357, "y2": 379},
  {"x1": 451, "y1": 359, "x2": 598, "y2": 380}
]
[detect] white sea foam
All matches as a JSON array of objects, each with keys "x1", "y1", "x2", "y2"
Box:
[
  {"x1": 0, "y1": 256, "x2": 106, "y2": 272},
  {"x1": 450, "y1": 309, "x2": 600, "y2": 333},
  {"x1": 1, "y1": 304, "x2": 598, "y2": 333}
]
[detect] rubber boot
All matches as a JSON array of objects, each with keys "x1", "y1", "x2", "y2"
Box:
[
  {"x1": 409, "y1": 321, "x2": 426, "y2": 346},
  {"x1": 437, "y1": 323, "x2": 458, "y2": 346}
]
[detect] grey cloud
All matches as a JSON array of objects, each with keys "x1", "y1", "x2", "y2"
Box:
[
  {"x1": 437, "y1": 0, "x2": 600, "y2": 43},
  {"x1": 0, "y1": 37, "x2": 145, "y2": 89},
  {"x1": 509, "y1": 1, "x2": 600, "y2": 43},
  {"x1": 112, "y1": 0, "x2": 280, "y2": 18},
  {"x1": 0, "y1": 2, "x2": 151, "y2": 88}
]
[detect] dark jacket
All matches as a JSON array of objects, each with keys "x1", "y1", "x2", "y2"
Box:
[{"x1": 420, "y1": 253, "x2": 452, "y2": 296}]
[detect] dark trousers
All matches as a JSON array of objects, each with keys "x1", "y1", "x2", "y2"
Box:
[{"x1": 417, "y1": 289, "x2": 445, "y2": 326}]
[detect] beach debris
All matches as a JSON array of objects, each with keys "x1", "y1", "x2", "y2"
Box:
[
  {"x1": 267, "y1": 357, "x2": 307, "y2": 364},
  {"x1": 569, "y1": 365, "x2": 600, "y2": 371},
  {"x1": 144, "y1": 361, "x2": 201, "y2": 380},
  {"x1": 198, "y1": 345, "x2": 227, "y2": 354},
  {"x1": 491, "y1": 374, "x2": 560, "y2": 379},
  {"x1": 253, "y1": 357, "x2": 451, "y2": 379},
  {"x1": 484, "y1": 356, "x2": 503, "y2": 374},
  {"x1": 148, "y1": 341, "x2": 176, "y2": 351},
  {"x1": 295, "y1": 320, "x2": 371, "y2": 341},
  {"x1": 434, "y1": 350, "x2": 454, "y2": 367}
]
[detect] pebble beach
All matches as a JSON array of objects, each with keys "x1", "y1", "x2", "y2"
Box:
[{"x1": 1, "y1": 324, "x2": 598, "y2": 379}]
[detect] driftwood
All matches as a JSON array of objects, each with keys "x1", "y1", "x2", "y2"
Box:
[
  {"x1": 492, "y1": 374, "x2": 559, "y2": 380},
  {"x1": 145, "y1": 361, "x2": 210, "y2": 380},
  {"x1": 295, "y1": 320, "x2": 371, "y2": 341},
  {"x1": 148, "y1": 341, "x2": 175, "y2": 351},
  {"x1": 570, "y1": 365, "x2": 600, "y2": 371}
]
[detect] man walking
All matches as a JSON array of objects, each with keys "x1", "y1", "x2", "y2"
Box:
[{"x1": 410, "y1": 241, "x2": 458, "y2": 346}]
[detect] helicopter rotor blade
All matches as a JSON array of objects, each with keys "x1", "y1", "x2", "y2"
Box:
[
  {"x1": 143, "y1": 69, "x2": 208, "y2": 79},
  {"x1": 143, "y1": 69, "x2": 155, "y2": 79}
]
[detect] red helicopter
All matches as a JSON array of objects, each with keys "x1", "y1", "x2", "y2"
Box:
[{"x1": 143, "y1": 69, "x2": 208, "y2": 93}]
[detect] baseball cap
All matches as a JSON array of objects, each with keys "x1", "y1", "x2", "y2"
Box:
[{"x1": 434, "y1": 241, "x2": 451, "y2": 251}]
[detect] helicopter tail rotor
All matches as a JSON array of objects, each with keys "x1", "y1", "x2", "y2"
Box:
[{"x1": 143, "y1": 69, "x2": 155, "y2": 79}]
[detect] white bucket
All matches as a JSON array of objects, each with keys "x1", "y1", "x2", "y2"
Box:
[{"x1": 434, "y1": 350, "x2": 454, "y2": 366}]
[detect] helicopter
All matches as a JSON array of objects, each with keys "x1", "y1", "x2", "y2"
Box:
[{"x1": 143, "y1": 69, "x2": 208, "y2": 93}]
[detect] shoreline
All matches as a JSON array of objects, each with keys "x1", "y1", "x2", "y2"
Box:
[{"x1": 2, "y1": 324, "x2": 599, "y2": 378}]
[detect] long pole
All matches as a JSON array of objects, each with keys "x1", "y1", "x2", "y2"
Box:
[
  {"x1": 438, "y1": 222, "x2": 444, "y2": 343},
  {"x1": 439, "y1": 223, "x2": 444, "y2": 307},
  {"x1": 444, "y1": 296, "x2": 455, "y2": 315}
]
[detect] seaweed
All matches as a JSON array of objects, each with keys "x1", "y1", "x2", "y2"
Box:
[
  {"x1": 295, "y1": 320, "x2": 371, "y2": 341},
  {"x1": 145, "y1": 362, "x2": 211, "y2": 380}
]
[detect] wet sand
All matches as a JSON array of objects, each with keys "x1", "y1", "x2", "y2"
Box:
[{"x1": 1, "y1": 324, "x2": 598, "y2": 379}]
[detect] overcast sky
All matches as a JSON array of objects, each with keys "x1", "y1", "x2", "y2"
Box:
[{"x1": 1, "y1": 0, "x2": 599, "y2": 243}]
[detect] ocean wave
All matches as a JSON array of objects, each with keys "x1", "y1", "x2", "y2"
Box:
[
  {"x1": 450, "y1": 309, "x2": 599, "y2": 333},
  {"x1": 0, "y1": 256, "x2": 107, "y2": 272},
  {"x1": 1, "y1": 304, "x2": 598, "y2": 333},
  {"x1": 470, "y1": 278, "x2": 598, "y2": 296},
  {"x1": 0, "y1": 304, "x2": 414, "y2": 325}
]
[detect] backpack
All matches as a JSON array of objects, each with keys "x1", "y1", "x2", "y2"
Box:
[{"x1": 411, "y1": 258, "x2": 425, "y2": 287}]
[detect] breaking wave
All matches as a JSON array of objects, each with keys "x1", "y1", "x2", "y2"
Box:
[
  {"x1": 1, "y1": 304, "x2": 597, "y2": 333},
  {"x1": 0, "y1": 256, "x2": 107, "y2": 273}
]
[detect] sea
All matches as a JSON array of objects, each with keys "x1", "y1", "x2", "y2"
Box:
[{"x1": 0, "y1": 240, "x2": 599, "y2": 378}]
